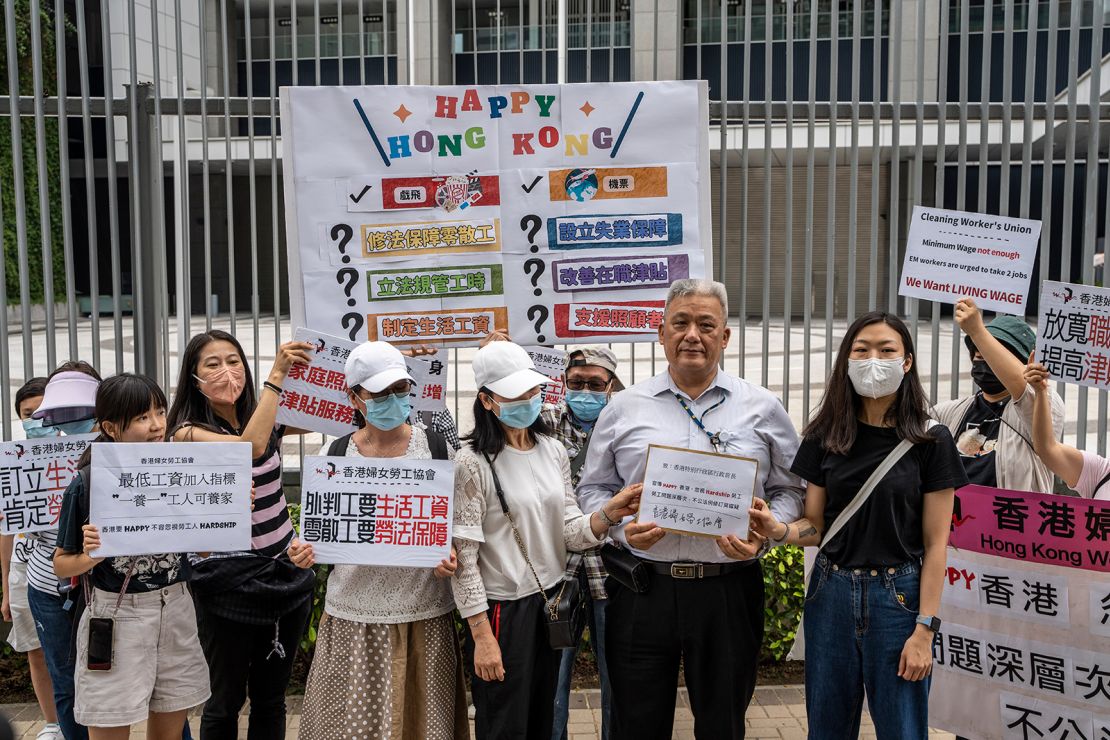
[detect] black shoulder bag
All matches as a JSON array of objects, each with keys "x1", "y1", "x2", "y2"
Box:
[{"x1": 480, "y1": 451, "x2": 585, "y2": 650}]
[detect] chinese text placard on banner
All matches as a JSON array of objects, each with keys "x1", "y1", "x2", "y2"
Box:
[
  {"x1": 929, "y1": 486, "x2": 1110, "y2": 739},
  {"x1": 300, "y1": 456, "x2": 454, "y2": 567},
  {"x1": 0, "y1": 433, "x2": 96, "y2": 535},
  {"x1": 523, "y1": 346, "x2": 568, "y2": 406},
  {"x1": 406, "y1": 350, "x2": 449, "y2": 415},
  {"x1": 639, "y1": 444, "x2": 758, "y2": 539},
  {"x1": 280, "y1": 81, "x2": 712, "y2": 346},
  {"x1": 1035, "y1": 280, "x2": 1110, "y2": 389},
  {"x1": 89, "y1": 442, "x2": 253, "y2": 557},
  {"x1": 898, "y1": 206, "x2": 1041, "y2": 315},
  {"x1": 277, "y1": 328, "x2": 360, "y2": 436}
]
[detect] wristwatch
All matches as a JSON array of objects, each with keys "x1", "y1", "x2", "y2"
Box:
[{"x1": 915, "y1": 614, "x2": 941, "y2": 633}]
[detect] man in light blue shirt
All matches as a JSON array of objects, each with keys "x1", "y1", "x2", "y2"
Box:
[{"x1": 578, "y1": 278, "x2": 804, "y2": 740}]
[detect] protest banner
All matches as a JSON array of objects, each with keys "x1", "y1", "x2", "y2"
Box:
[
  {"x1": 0, "y1": 433, "x2": 96, "y2": 535},
  {"x1": 406, "y1": 349, "x2": 449, "y2": 415},
  {"x1": 523, "y1": 346, "x2": 568, "y2": 406},
  {"x1": 300, "y1": 455, "x2": 454, "y2": 567},
  {"x1": 1035, "y1": 280, "x2": 1110, "y2": 389},
  {"x1": 638, "y1": 444, "x2": 758, "y2": 539},
  {"x1": 898, "y1": 206, "x2": 1041, "y2": 315},
  {"x1": 277, "y1": 328, "x2": 360, "y2": 436},
  {"x1": 89, "y1": 442, "x2": 253, "y2": 557},
  {"x1": 929, "y1": 486, "x2": 1110, "y2": 739},
  {"x1": 280, "y1": 81, "x2": 712, "y2": 346}
]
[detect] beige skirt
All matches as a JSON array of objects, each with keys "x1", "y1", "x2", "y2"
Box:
[{"x1": 299, "y1": 611, "x2": 469, "y2": 740}]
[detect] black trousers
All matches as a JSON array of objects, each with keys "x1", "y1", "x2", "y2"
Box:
[
  {"x1": 194, "y1": 596, "x2": 312, "y2": 740},
  {"x1": 464, "y1": 594, "x2": 560, "y2": 740},
  {"x1": 606, "y1": 563, "x2": 765, "y2": 740}
]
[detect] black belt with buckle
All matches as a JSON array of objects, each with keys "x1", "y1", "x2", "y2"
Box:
[{"x1": 645, "y1": 559, "x2": 753, "y2": 579}]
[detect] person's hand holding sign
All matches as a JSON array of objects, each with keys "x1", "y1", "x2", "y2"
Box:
[
  {"x1": 954, "y1": 297, "x2": 986, "y2": 336},
  {"x1": 624, "y1": 520, "x2": 666, "y2": 550},
  {"x1": 273, "y1": 341, "x2": 315, "y2": 376},
  {"x1": 81, "y1": 524, "x2": 105, "y2": 565},
  {"x1": 434, "y1": 546, "x2": 458, "y2": 579},
  {"x1": 287, "y1": 538, "x2": 315, "y2": 569},
  {"x1": 589, "y1": 483, "x2": 642, "y2": 538}
]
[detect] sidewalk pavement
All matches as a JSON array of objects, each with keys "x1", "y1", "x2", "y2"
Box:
[{"x1": 2, "y1": 686, "x2": 957, "y2": 739}]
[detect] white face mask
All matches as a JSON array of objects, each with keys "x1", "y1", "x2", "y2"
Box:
[{"x1": 847, "y1": 357, "x2": 906, "y2": 399}]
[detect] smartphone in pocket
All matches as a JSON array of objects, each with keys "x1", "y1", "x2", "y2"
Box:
[{"x1": 86, "y1": 617, "x2": 114, "y2": 671}]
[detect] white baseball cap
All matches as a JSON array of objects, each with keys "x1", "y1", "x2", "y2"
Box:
[
  {"x1": 344, "y1": 341, "x2": 414, "y2": 393},
  {"x1": 473, "y1": 341, "x2": 550, "y2": 399}
]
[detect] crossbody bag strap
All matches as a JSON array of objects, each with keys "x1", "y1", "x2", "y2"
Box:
[
  {"x1": 818, "y1": 420, "x2": 939, "y2": 554},
  {"x1": 1094, "y1": 469, "x2": 1110, "y2": 499},
  {"x1": 481, "y1": 451, "x2": 548, "y2": 598}
]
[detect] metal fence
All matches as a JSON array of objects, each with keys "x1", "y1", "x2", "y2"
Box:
[{"x1": 0, "y1": 0, "x2": 1107, "y2": 458}]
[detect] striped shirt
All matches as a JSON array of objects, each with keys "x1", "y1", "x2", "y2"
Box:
[{"x1": 24, "y1": 529, "x2": 62, "y2": 595}]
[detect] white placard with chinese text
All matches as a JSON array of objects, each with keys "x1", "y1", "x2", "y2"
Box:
[
  {"x1": 406, "y1": 351, "x2": 449, "y2": 414},
  {"x1": 638, "y1": 444, "x2": 758, "y2": 539},
  {"x1": 898, "y1": 206, "x2": 1041, "y2": 314},
  {"x1": 300, "y1": 456, "x2": 454, "y2": 567},
  {"x1": 1035, "y1": 280, "x2": 1110, "y2": 389},
  {"x1": 524, "y1": 346, "x2": 568, "y2": 406},
  {"x1": 89, "y1": 442, "x2": 253, "y2": 557},
  {"x1": 0, "y1": 434, "x2": 97, "y2": 534},
  {"x1": 276, "y1": 328, "x2": 360, "y2": 436}
]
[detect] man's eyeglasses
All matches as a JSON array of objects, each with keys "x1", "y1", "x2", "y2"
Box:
[{"x1": 566, "y1": 379, "x2": 611, "y2": 392}]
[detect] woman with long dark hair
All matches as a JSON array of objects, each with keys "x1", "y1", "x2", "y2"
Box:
[
  {"x1": 167, "y1": 330, "x2": 315, "y2": 740},
  {"x1": 749, "y1": 312, "x2": 966, "y2": 739},
  {"x1": 452, "y1": 341, "x2": 641, "y2": 739},
  {"x1": 54, "y1": 374, "x2": 210, "y2": 738}
]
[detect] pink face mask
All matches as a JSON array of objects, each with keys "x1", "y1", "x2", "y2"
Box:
[{"x1": 194, "y1": 364, "x2": 246, "y2": 406}]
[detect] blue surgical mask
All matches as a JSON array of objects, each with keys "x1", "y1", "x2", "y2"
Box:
[
  {"x1": 565, "y1": 390, "x2": 608, "y2": 422},
  {"x1": 497, "y1": 395, "x2": 542, "y2": 429},
  {"x1": 362, "y1": 392, "x2": 411, "y2": 431},
  {"x1": 22, "y1": 418, "x2": 56, "y2": 439},
  {"x1": 52, "y1": 418, "x2": 95, "y2": 436}
]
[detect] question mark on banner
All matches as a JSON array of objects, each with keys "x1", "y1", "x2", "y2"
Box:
[
  {"x1": 527, "y1": 305, "x2": 549, "y2": 343},
  {"x1": 520, "y1": 215, "x2": 542, "y2": 253},
  {"x1": 336, "y1": 268, "x2": 359, "y2": 307},
  {"x1": 523, "y1": 258, "x2": 545, "y2": 297},
  {"x1": 331, "y1": 223, "x2": 354, "y2": 264},
  {"x1": 341, "y1": 313, "x2": 364, "y2": 342}
]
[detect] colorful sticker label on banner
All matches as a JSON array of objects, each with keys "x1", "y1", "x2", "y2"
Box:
[
  {"x1": 380, "y1": 174, "x2": 502, "y2": 211},
  {"x1": 359, "y1": 218, "x2": 502, "y2": 259},
  {"x1": 548, "y1": 166, "x2": 669, "y2": 202},
  {"x1": 367, "y1": 264, "x2": 504, "y2": 301},
  {"x1": 554, "y1": 301, "x2": 665, "y2": 337},
  {"x1": 547, "y1": 213, "x2": 683, "y2": 250},
  {"x1": 948, "y1": 485, "x2": 1110, "y2": 573},
  {"x1": 367, "y1": 307, "x2": 510, "y2": 344},
  {"x1": 552, "y1": 253, "x2": 688, "y2": 292}
]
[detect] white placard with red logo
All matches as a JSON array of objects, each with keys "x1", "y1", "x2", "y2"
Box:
[
  {"x1": 0, "y1": 433, "x2": 97, "y2": 534},
  {"x1": 523, "y1": 346, "x2": 568, "y2": 406}
]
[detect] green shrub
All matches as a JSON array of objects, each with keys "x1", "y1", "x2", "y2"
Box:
[{"x1": 760, "y1": 545, "x2": 806, "y2": 662}]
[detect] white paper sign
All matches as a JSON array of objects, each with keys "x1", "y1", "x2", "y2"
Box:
[
  {"x1": 1035, "y1": 280, "x2": 1110, "y2": 389},
  {"x1": 0, "y1": 433, "x2": 97, "y2": 534},
  {"x1": 406, "y1": 350, "x2": 450, "y2": 414},
  {"x1": 277, "y1": 328, "x2": 360, "y2": 436},
  {"x1": 89, "y1": 442, "x2": 253, "y2": 557},
  {"x1": 300, "y1": 455, "x2": 454, "y2": 567},
  {"x1": 523, "y1": 346, "x2": 568, "y2": 406},
  {"x1": 280, "y1": 81, "x2": 713, "y2": 347},
  {"x1": 638, "y1": 444, "x2": 758, "y2": 539},
  {"x1": 898, "y1": 206, "x2": 1042, "y2": 314}
]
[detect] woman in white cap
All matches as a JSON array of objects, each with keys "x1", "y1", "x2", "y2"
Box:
[
  {"x1": 453, "y1": 341, "x2": 642, "y2": 739},
  {"x1": 288, "y1": 341, "x2": 469, "y2": 740}
]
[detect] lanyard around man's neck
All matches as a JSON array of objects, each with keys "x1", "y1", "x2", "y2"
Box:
[{"x1": 672, "y1": 391, "x2": 725, "y2": 453}]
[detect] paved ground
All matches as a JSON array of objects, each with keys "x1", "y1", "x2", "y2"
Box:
[{"x1": 2, "y1": 686, "x2": 957, "y2": 739}]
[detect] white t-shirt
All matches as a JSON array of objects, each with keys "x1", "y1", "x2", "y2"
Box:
[
  {"x1": 322, "y1": 426, "x2": 457, "y2": 625},
  {"x1": 452, "y1": 435, "x2": 602, "y2": 618},
  {"x1": 1075, "y1": 450, "x2": 1110, "y2": 501}
]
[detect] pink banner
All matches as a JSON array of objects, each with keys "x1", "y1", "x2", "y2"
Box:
[{"x1": 949, "y1": 485, "x2": 1110, "y2": 573}]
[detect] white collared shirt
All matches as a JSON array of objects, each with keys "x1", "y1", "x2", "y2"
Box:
[{"x1": 578, "y1": 369, "x2": 805, "y2": 564}]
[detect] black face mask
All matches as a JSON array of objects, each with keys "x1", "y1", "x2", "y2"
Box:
[{"x1": 972, "y1": 360, "x2": 1007, "y2": 395}]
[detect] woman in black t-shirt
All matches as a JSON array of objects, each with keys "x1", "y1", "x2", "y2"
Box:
[{"x1": 749, "y1": 312, "x2": 966, "y2": 740}]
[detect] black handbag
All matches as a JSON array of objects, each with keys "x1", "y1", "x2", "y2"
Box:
[
  {"x1": 481, "y1": 452, "x2": 586, "y2": 650},
  {"x1": 600, "y1": 542, "x2": 652, "y2": 593}
]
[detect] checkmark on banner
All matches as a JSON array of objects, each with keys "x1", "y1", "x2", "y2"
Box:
[
  {"x1": 349, "y1": 185, "x2": 372, "y2": 203},
  {"x1": 521, "y1": 176, "x2": 542, "y2": 193}
]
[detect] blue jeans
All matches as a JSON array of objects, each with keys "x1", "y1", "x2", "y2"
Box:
[
  {"x1": 27, "y1": 585, "x2": 86, "y2": 740},
  {"x1": 803, "y1": 555, "x2": 930, "y2": 740},
  {"x1": 552, "y1": 580, "x2": 610, "y2": 740}
]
